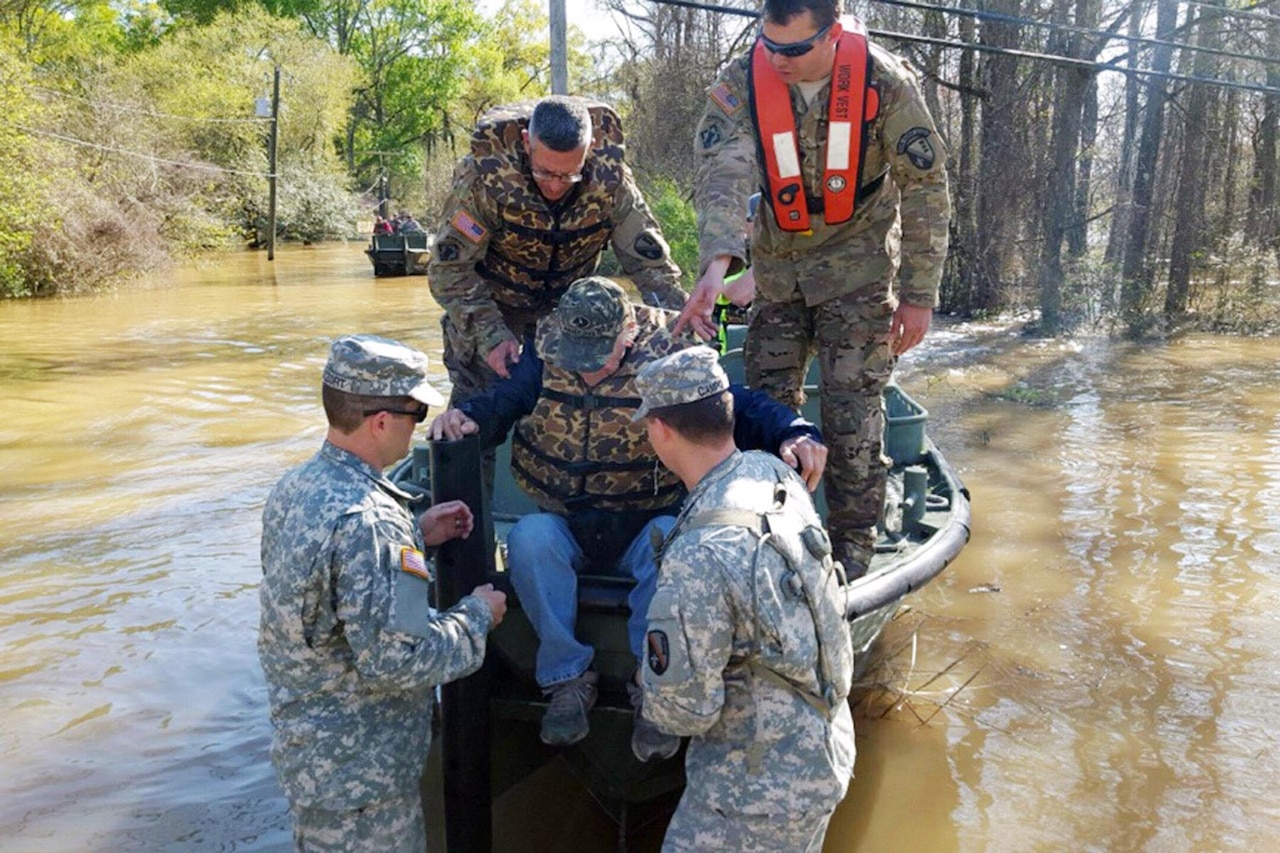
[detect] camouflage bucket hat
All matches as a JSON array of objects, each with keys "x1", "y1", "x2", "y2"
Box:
[
  {"x1": 632, "y1": 345, "x2": 730, "y2": 421},
  {"x1": 543, "y1": 277, "x2": 635, "y2": 372},
  {"x1": 322, "y1": 334, "x2": 445, "y2": 406}
]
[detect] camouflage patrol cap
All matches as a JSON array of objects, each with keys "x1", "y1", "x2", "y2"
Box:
[
  {"x1": 632, "y1": 345, "x2": 730, "y2": 421},
  {"x1": 322, "y1": 334, "x2": 445, "y2": 406},
  {"x1": 542, "y1": 276, "x2": 636, "y2": 372}
]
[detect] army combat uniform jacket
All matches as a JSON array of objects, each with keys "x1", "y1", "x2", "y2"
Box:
[
  {"x1": 430, "y1": 101, "x2": 688, "y2": 367},
  {"x1": 695, "y1": 41, "x2": 950, "y2": 308},
  {"x1": 643, "y1": 450, "x2": 856, "y2": 821},
  {"x1": 258, "y1": 442, "x2": 493, "y2": 810}
]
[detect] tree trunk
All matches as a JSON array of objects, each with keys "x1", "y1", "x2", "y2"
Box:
[
  {"x1": 1247, "y1": 14, "x2": 1279, "y2": 274},
  {"x1": 1104, "y1": 0, "x2": 1149, "y2": 270},
  {"x1": 1165, "y1": 6, "x2": 1222, "y2": 319},
  {"x1": 974, "y1": 0, "x2": 1025, "y2": 312},
  {"x1": 1068, "y1": 76, "x2": 1097, "y2": 260},
  {"x1": 1120, "y1": 0, "x2": 1178, "y2": 336},
  {"x1": 946, "y1": 13, "x2": 980, "y2": 314},
  {"x1": 1036, "y1": 0, "x2": 1097, "y2": 333}
]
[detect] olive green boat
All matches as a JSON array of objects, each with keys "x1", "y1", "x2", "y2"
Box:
[
  {"x1": 364, "y1": 232, "x2": 432, "y2": 276},
  {"x1": 390, "y1": 330, "x2": 971, "y2": 850}
]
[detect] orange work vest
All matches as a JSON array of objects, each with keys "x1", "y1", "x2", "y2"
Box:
[{"x1": 749, "y1": 17, "x2": 881, "y2": 232}]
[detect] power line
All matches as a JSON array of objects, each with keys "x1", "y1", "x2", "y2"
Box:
[
  {"x1": 873, "y1": 0, "x2": 1280, "y2": 69},
  {"x1": 31, "y1": 86, "x2": 270, "y2": 125},
  {"x1": 646, "y1": 0, "x2": 1280, "y2": 95},
  {"x1": 12, "y1": 125, "x2": 271, "y2": 178},
  {"x1": 1180, "y1": 0, "x2": 1280, "y2": 25},
  {"x1": 874, "y1": 28, "x2": 1280, "y2": 96}
]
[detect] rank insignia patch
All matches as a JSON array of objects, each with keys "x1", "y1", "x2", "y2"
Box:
[{"x1": 647, "y1": 630, "x2": 670, "y2": 674}]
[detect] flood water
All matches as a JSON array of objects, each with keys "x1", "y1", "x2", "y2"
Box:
[{"x1": 2, "y1": 243, "x2": 1278, "y2": 851}]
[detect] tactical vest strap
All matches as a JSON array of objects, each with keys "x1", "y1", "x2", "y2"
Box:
[
  {"x1": 505, "y1": 218, "x2": 612, "y2": 245},
  {"x1": 513, "y1": 429, "x2": 653, "y2": 473},
  {"x1": 683, "y1": 508, "x2": 768, "y2": 534},
  {"x1": 803, "y1": 169, "x2": 888, "y2": 213},
  {"x1": 540, "y1": 387, "x2": 643, "y2": 412},
  {"x1": 510, "y1": 451, "x2": 685, "y2": 506},
  {"x1": 478, "y1": 261, "x2": 576, "y2": 288}
]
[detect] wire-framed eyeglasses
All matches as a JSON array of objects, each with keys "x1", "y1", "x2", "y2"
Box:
[{"x1": 530, "y1": 167, "x2": 585, "y2": 184}]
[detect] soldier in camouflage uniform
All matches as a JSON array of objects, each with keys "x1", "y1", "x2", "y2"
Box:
[
  {"x1": 429, "y1": 95, "x2": 694, "y2": 409},
  {"x1": 676, "y1": 0, "x2": 951, "y2": 575},
  {"x1": 258, "y1": 335, "x2": 507, "y2": 852},
  {"x1": 635, "y1": 346, "x2": 856, "y2": 852},
  {"x1": 428, "y1": 277, "x2": 827, "y2": 757}
]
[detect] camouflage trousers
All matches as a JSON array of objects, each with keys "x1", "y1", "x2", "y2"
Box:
[
  {"x1": 744, "y1": 287, "x2": 895, "y2": 571},
  {"x1": 662, "y1": 799, "x2": 833, "y2": 852},
  {"x1": 289, "y1": 791, "x2": 425, "y2": 852}
]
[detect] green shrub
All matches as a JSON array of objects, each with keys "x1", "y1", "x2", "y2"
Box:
[{"x1": 643, "y1": 177, "x2": 698, "y2": 287}]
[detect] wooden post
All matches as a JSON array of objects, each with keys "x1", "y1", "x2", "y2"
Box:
[
  {"x1": 549, "y1": 0, "x2": 567, "y2": 95},
  {"x1": 267, "y1": 65, "x2": 280, "y2": 261}
]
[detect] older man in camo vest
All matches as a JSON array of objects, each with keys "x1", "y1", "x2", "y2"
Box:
[
  {"x1": 258, "y1": 335, "x2": 506, "y2": 851},
  {"x1": 429, "y1": 276, "x2": 827, "y2": 761}
]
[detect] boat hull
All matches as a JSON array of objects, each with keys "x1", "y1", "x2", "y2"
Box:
[
  {"x1": 393, "y1": 343, "x2": 970, "y2": 848},
  {"x1": 365, "y1": 233, "x2": 431, "y2": 276}
]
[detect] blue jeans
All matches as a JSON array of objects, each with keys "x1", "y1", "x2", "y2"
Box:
[{"x1": 507, "y1": 512, "x2": 677, "y2": 688}]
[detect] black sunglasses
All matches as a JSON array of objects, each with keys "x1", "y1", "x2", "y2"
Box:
[
  {"x1": 759, "y1": 22, "x2": 833, "y2": 58},
  {"x1": 363, "y1": 405, "x2": 428, "y2": 423}
]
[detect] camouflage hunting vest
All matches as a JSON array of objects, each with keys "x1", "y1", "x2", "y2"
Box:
[
  {"x1": 470, "y1": 100, "x2": 628, "y2": 312},
  {"x1": 511, "y1": 307, "x2": 689, "y2": 514}
]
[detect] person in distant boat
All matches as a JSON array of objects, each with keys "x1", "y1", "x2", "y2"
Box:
[
  {"x1": 427, "y1": 276, "x2": 826, "y2": 759},
  {"x1": 428, "y1": 95, "x2": 706, "y2": 413},
  {"x1": 634, "y1": 346, "x2": 856, "y2": 852},
  {"x1": 675, "y1": 0, "x2": 951, "y2": 579},
  {"x1": 372, "y1": 215, "x2": 394, "y2": 236},
  {"x1": 258, "y1": 334, "x2": 506, "y2": 851},
  {"x1": 398, "y1": 213, "x2": 424, "y2": 234}
]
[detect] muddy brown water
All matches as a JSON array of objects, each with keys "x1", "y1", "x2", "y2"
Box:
[{"x1": 2, "y1": 244, "x2": 1277, "y2": 850}]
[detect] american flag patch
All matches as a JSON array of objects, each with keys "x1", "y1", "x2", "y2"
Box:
[
  {"x1": 401, "y1": 547, "x2": 431, "y2": 581},
  {"x1": 450, "y1": 209, "x2": 488, "y2": 244},
  {"x1": 710, "y1": 82, "x2": 742, "y2": 115}
]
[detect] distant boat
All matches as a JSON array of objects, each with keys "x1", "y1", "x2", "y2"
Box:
[
  {"x1": 391, "y1": 329, "x2": 971, "y2": 849},
  {"x1": 365, "y1": 232, "x2": 432, "y2": 276}
]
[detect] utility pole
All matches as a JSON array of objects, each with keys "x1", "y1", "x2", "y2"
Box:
[
  {"x1": 549, "y1": 0, "x2": 567, "y2": 94},
  {"x1": 267, "y1": 64, "x2": 280, "y2": 261}
]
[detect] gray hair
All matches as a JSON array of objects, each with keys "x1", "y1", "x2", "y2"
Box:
[{"x1": 528, "y1": 96, "x2": 593, "y2": 152}]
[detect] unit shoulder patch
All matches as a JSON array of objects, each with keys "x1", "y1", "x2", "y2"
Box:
[
  {"x1": 633, "y1": 232, "x2": 664, "y2": 260},
  {"x1": 435, "y1": 239, "x2": 461, "y2": 262},
  {"x1": 897, "y1": 126, "x2": 936, "y2": 170}
]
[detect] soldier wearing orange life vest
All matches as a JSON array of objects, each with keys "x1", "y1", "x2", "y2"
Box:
[{"x1": 677, "y1": 0, "x2": 951, "y2": 576}]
